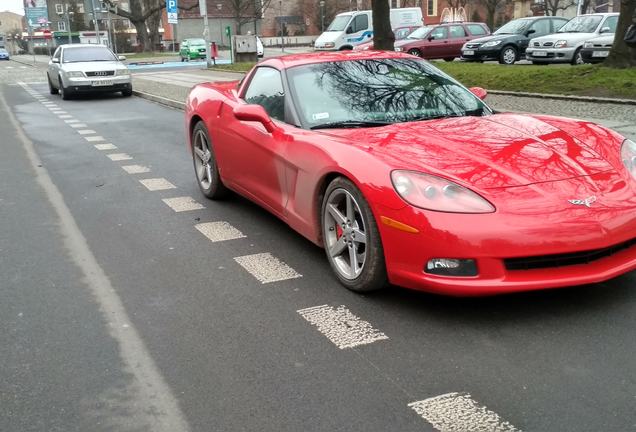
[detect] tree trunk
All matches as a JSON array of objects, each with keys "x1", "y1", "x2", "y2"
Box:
[
  {"x1": 603, "y1": 0, "x2": 636, "y2": 69},
  {"x1": 371, "y1": 0, "x2": 394, "y2": 50}
]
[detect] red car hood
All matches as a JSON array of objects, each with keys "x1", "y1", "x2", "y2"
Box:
[{"x1": 325, "y1": 113, "x2": 617, "y2": 189}]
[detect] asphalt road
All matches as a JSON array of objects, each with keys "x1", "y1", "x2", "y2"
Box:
[{"x1": 2, "y1": 63, "x2": 636, "y2": 432}]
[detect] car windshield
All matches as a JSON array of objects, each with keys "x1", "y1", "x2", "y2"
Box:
[
  {"x1": 0, "y1": 49, "x2": 8, "y2": 53},
  {"x1": 286, "y1": 58, "x2": 492, "y2": 129},
  {"x1": 558, "y1": 15, "x2": 603, "y2": 33},
  {"x1": 327, "y1": 15, "x2": 352, "y2": 32},
  {"x1": 494, "y1": 19, "x2": 530, "y2": 35},
  {"x1": 188, "y1": 39, "x2": 206, "y2": 46},
  {"x1": 63, "y1": 46, "x2": 117, "y2": 63},
  {"x1": 406, "y1": 26, "x2": 434, "y2": 39}
]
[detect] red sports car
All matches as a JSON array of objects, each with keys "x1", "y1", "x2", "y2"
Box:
[{"x1": 185, "y1": 51, "x2": 636, "y2": 296}]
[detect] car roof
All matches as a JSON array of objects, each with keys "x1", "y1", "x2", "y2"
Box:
[
  {"x1": 428, "y1": 21, "x2": 485, "y2": 27},
  {"x1": 62, "y1": 44, "x2": 109, "y2": 49}
]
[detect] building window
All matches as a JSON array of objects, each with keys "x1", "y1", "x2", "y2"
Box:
[
  {"x1": 55, "y1": 3, "x2": 63, "y2": 14},
  {"x1": 427, "y1": 0, "x2": 436, "y2": 16},
  {"x1": 58, "y1": 20, "x2": 66, "y2": 31}
]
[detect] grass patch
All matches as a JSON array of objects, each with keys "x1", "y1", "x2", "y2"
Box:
[
  {"x1": 209, "y1": 62, "x2": 257, "y2": 72},
  {"x1": 434, "y1": 62, "x2": 636, "y2": 100}
]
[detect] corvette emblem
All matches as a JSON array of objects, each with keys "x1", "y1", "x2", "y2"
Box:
[{"x1": 568, "y1": 196, "x2": 596, "y2": 207}]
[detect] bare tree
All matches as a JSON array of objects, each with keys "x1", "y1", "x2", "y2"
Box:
[
  {"x1": 225, "y1": 0, "x2": 272, "y2": 35},
  {"x1": 473, "y1": 0, "x2": 509, "y2": 29},
  {"x1": 603, "y1": 0, "x2": 636, "y2": 68},
  {"x1": 371, "y1": 0, "x2": 394, "y2": 49}
]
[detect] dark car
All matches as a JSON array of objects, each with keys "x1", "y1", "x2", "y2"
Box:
[
  {"x1": 394, "y1": 22, "x2": 490, "y2": 61},
  {"x1": 461, "y1": 16, "x2": 568, "y2": 65}
]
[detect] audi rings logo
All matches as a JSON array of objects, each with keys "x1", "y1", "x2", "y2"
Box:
[
  {"x1": 568, "y1": 196, "x2": 596, "y2": 208},
  {"x1": 94, "y1": 71, "x2": 108, "y2": 76}
]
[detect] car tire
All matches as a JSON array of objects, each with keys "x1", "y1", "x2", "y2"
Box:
[
  {"x1": 407, "y1": 49, "x2": 422, "y2": 57},
  {"x1": 191, "y1": 121, "x2": 229, "y2": 199},
  {"x1": 181, "y1": 56, "x2": 185, "y2": 62},
  {"x1": 499, "y1": 46, "x2": 517, "y2": 65},
  {"x1": 443, "y1": 57, "x2": 455, "y2": 62},
  {"x1": 571, "y1": 48, "x2": 584, "y2": 65},
  {"x1": 59, "y1": 76, "x2": 72, "y2": 100},
  {"x1": 48, "y1": 75, "x2": 59, "y2": 95},
  {"x1": 122, "y1": 87, "x2": 133, "y2": 97},
  {"x1": 321, "y1": 177, "x2": 388, "y2": 292}
]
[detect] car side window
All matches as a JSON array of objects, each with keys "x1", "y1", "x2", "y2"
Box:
[
  {"x1": 352, "y1": 14, "x2": 369, "y2": 32},
  {"x1": 243, "y1": 67, "x2": 285, "y2": 122},
  {"x1": 528, "y1": 19, "x2": 550, "y2": 37},
  {"x1": 466, "y1": 24, "x2": 487, "y2": 36},
  {"x1": 53, "y1": 47, "x2": 61, "y2": 60},
  {"x1": 395, "y1": 28, "x2": 411, "y2": 39},
  {"x1": 430, "y1": 27, "x2": 448, "y2": 39},
  {"x1": 449, "y1": 25, "x2": 467, "y2": 38},
  {"x1": 602, "y1": 16, "x2": 618, "y2": 33},
  {"x1": 552, "y1": 19, "x2": 567, "y2": 32}
]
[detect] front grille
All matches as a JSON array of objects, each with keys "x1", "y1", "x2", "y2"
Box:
[
  {"x1": 465, "y1": 43, "x2": 481, "y2": 49},
  {"x1": 86, "y1": 71, "x2": 115, "y2": 77},
  {"x1": 504, "y1": 237, "x2": 636, "y2": 271},
  {"x1": 533, "y1": 41, "x2": 554, "y2": 47}
]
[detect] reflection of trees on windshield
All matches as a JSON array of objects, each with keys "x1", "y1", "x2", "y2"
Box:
[{"x1": 290, "y1": 58, "x2": 489, "y2": 125}]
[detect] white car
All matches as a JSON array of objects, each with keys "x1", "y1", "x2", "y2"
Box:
[
  {"x1": 525, "y1": 13, "x2": 618, "y2": 65},
  {"x1": 257, "y1": 37, "x2": 264, "y2": 58},
  {"x1": 47, "y1": 44, "x2": 132, "y2": 100}
]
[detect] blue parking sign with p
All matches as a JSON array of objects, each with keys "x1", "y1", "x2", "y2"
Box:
[{"x1": 167, "y1": 0, "x2": 178, "y2": 24}]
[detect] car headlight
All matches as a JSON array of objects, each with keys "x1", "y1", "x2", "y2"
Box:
[
  {"x1": 621, "y1": 139, "x2": 636, "y2": 180},
  {"x1": 324, "y1": 42, "x2": 335, "y2": 49},
  {"x1": 583, "y1": 41, "x2": 594, "y2": 48},
  {"x1": 363, "y1": 46, "x2": 370, "y2": 50},
  {"x1": 190, "y1": 47, "x2": 198, "y2": 51},
  {"x1": 554, "y1": 40, "x2": 567, "y2": 48},
  {"x1": 481, "y1": 40, "x2": 502, "y2": 48},
  {"x1": 395, "y1": 47, "x2": 403, "y2": 52},
  {"x1": 117, "y1": 69, "x2": 131, "y2": 76},
  {"x1": 65, "y1": 71, "x2": 84, "y2": 78},
  {"x1": 391, "y1": 170, "x2": 495, "y2": 213}
]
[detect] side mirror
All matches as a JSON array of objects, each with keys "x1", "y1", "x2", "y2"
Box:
[
  {"x1": 234, "y1": 105, "x2": 277, "y2": 133},
  {"x1": 524, "y1": 29, "x2": 536, "y2": 37},
  {"x1": 470, "y1": 87, "x2": 487, "y2": 100},
  {"x1": 118, "y1": 55, "x2": 126, "y2": 61},
  {"x1": 51, "y1": 58, "x2": 60, "y2": 63},
  {"x1": 346, "y1": 26, "x2": 354, "y2": 34},
  {"x1": 600, "y1": 26, "x2": 610, "y2": 33},
  {"x1": 428, "y1": 35, "x2": 435, "y2": 41}
]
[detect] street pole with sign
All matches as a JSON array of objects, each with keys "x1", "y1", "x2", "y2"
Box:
[
  {"x1": 167, "y1": 0, "x2": 178, "y2": 60},
  {"x1": 199, "y1": 0, "x2": 212, "y2": 67},
  {"x1": 225, "y1": 26, "x2": 233, "y2": 64}
]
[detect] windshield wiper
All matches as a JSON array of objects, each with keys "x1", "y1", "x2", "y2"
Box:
[{"x1": 310, "y1": 120, "x2": 393, "y2": 130}]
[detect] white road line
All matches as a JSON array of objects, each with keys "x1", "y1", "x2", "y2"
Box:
[
  {"x1": 85, "y1": 136, "x2": 105, "y2": 142},
  {"x1": 195, "y1": 221, "x2": 246, "y2": 242},
  {"x1": 77, "y1": 129, "x2": 96, "y2": 135},
  {"x1": 121, "y1": 165, "x2": 150, "y2": 174},
  {"x1": 139, "y1": 178, "x2": 177, "y2": 191},
  {"x1": 234, "y1": 252, "x2": 302, "y2": 284},
  {"x1": 297, "y1": 305, "x2": 388, "y2": 349},
  {"x1": 70, "y1": 124, "x2": 88, "y2": 128},
  {"x1": 51, "y1": 110, "x2": 67, "y2": 114},
  {"x1": 65, "y1": 119, "x2": 81, "y2": 124},
  {"x1": 408, "y1": 393, "x2": 520, "y2": 432},
  {"x1": 107, "y1": 153, "x2": 133, "y2": 161},
  {"x1": 58, "y1": 115, "x2": 73, "y2": 119},
  {"x1": 94, "y1": 144, "x2": 118, "y2": 150},
  {"x1": 162, "y1": 196, "x2": 205, "y2": 212}
]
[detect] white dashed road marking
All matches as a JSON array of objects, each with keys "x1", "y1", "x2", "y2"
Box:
[
  {"x1": 234, "y1": 252, "x2": 302, "y2": 284},
  {"x1": 58, "y1": 115, "x2": 73, "y2": 119},
  {"x1": 195, "y1": 222, "x2": 246, "y2": 242},
  {"x1": 85, "y1": 136, "x2": 105, "y2": 142},
  {"x1": 94, "y1": 144, "x2": 118, "y2": 150},
  {"x1": 408, "y1": 393, "x2": 520, "y2": 432},
  {"x1": 139, "y1": 178, "x2": 177, "y2": 191},
  {"x1": 297, "y1": 305, "x2": 388, "y2": 349},
  {"x1": 162, "y1": 196, "x2": 205, "y2": 212},
  {"x1": 122, "y1": 165, "x2": 151, "y2": 174},
  {"x1": 70, "y1": 123, "x2": 88, "y2": 128},
  {"x1": 65, "y1": 119, "x2": 81, "y2": 124},
  {"x1": 107, "y1": 153, "x2": 133, "y2": 161},
  {"x1": 77, "y1": 129, "x2": 96, "y2": 135}
]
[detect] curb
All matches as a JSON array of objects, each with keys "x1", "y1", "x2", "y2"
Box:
[
  {"x1": 486, "y1": 89, "x2": 636, "y2": 106},
  {"x1": 133, "y1": 90, "x2": 185, "y2": 111}
]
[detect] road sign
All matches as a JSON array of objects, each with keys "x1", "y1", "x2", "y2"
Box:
[
  {"x1": 6, "y1": 35, "x2": 11, "y2": 42},
  {"x1": 167, "y1": 0, "x2": 178, "y2": 24},
  {"x1": 43, "y1": 29, "x2": 52, "y2": 39}
]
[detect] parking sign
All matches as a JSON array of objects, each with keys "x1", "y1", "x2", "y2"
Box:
[{"x1": 167, "y1": 0, "x2": 178, "y2": 24}]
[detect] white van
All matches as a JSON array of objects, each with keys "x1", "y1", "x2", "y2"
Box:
[{"x1": 314, "y1": 7, "x2": 423, "y2": 51}]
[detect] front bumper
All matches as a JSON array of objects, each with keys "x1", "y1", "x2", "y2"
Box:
[
  {"x1": 461, "y1": 47, "x2": 500, "y2": 62},
  {"x1": 525, "y1": 46, "x2": 576, "y2": 63},
  {"x1": 581, "y1": 47, "x2": 610, "y2": 63},
  {"x1": 63, "y1": 74, "x2": 132, "y2": 93}
]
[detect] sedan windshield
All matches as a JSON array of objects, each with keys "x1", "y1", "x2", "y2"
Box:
[
  {"x1": 406, "y1": 26, "x2": 434, "y2": 39},
  {"x1": 286, "y1": 58, "x2": 492, "y2": 129},
  {"x1": 558, "y1": 15, "x2": 602, "y2": 33},
  {"x1": 63, "y1": 46, "x2": 117, "y2": 63},
  {"x1": 494, "y1": 19, "x2": 530, "y2": 35},
  {"x1": 188, "y1": 39, "x2": 206, "y2": 46},
  {"x1": 327, "y1": 15, "x2": 352, "y2": 32}
]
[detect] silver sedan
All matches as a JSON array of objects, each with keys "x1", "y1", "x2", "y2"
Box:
[{"x1": 47, "y1": 44, "x2": 132, "y2": 100}]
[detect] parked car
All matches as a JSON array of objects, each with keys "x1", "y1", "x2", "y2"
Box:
[
  {"x1": 180, "y1": 38, "x2": 207, "y2": 61},
  {"x1": 525, "y1": 13, "x2": 618, "y2": 65},
  {"x1": 184, "y1": 50, "x2": 636, "y2": 296},
  {"x1": 461, "y1": 16, "x2": 568, "y2": 65},
  {"x1": 353, "y1": 26, "x2": 421, "y2": 51},
  {"x1": 0, "y1": 48, "x2": 10, "y2": 60},
  {"x1": 256, "y1": 36, "x2": 264, "y2": 57},
  {"x1": 394, "y1": 22, "x2": 490, "y2": 61},
  {"x1": 47, "y1": 44, "x2": 132, "y2": 100},
  {"x1": 580, "y1": 34, "x2": 614, "y2": 63}
]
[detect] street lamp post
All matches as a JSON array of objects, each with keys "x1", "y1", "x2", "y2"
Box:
[
  {"x1": 61, "y1": 11, "x2": 74, "y2": 44},
  {"x1": 279, "y1": 0, "x2": 284, "y2": 52},
  {"x1": 217, "y1": 4, "x2": 223, "y2": 47},
  {"x1": 320, "y1": 1, "x2": 325, "y2": 32}
]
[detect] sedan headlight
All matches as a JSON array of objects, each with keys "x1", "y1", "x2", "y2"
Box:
[
  {"x1": 481, "y1": 40, "x2": 502, "y2": 48},
  {"x1": 395, "y1": 47, "x2": 403, "y2": 52},
  {"x1": 554, "y1": 40, "x2": 567, "y2": 48},
  {"x1": 65, "y1": 71, "x2": 84, "y2": 78},
  {"x1": 583, "y1": 41, "x2": 594, "y2": 48},
  {"x1": 117, "y1": 69, "x2": 131, "y2": 76},
  {"x1": 324, "y1": 42, "x2": 335, "y2": 49},
  {"x1": 621, "y1": 139, "x2": 636, "y2": 180},
  {"x1": 391, "y1": 170, "x2": 495, "y2": 213}
]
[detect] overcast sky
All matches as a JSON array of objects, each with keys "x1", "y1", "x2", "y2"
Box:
[{"x1": 2, "y1": 0, "x2": 25, "y2": 16}]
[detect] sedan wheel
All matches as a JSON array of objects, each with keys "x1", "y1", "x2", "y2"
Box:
[
  {"x1": 48, "y1": 76, "x2": 59, "y2": 95},
  {"x1": 192, "y1": 121, "x2": 228, "y2": 199},
  {"x1": 499, "y1": 46, "x2": 517, "y2": 65},
  {"x1": 571, "y1": 48, "x2": 584, "y2": 65},
  {"x1": 322, "y1": 177, "x2": 388, "y2": 292},
  {"x1": 408, "y1": 49, "x2": 422, "y2": 57},
  {"x1": 59, "y1": 76, "x2": 72, "y2": 100}
]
